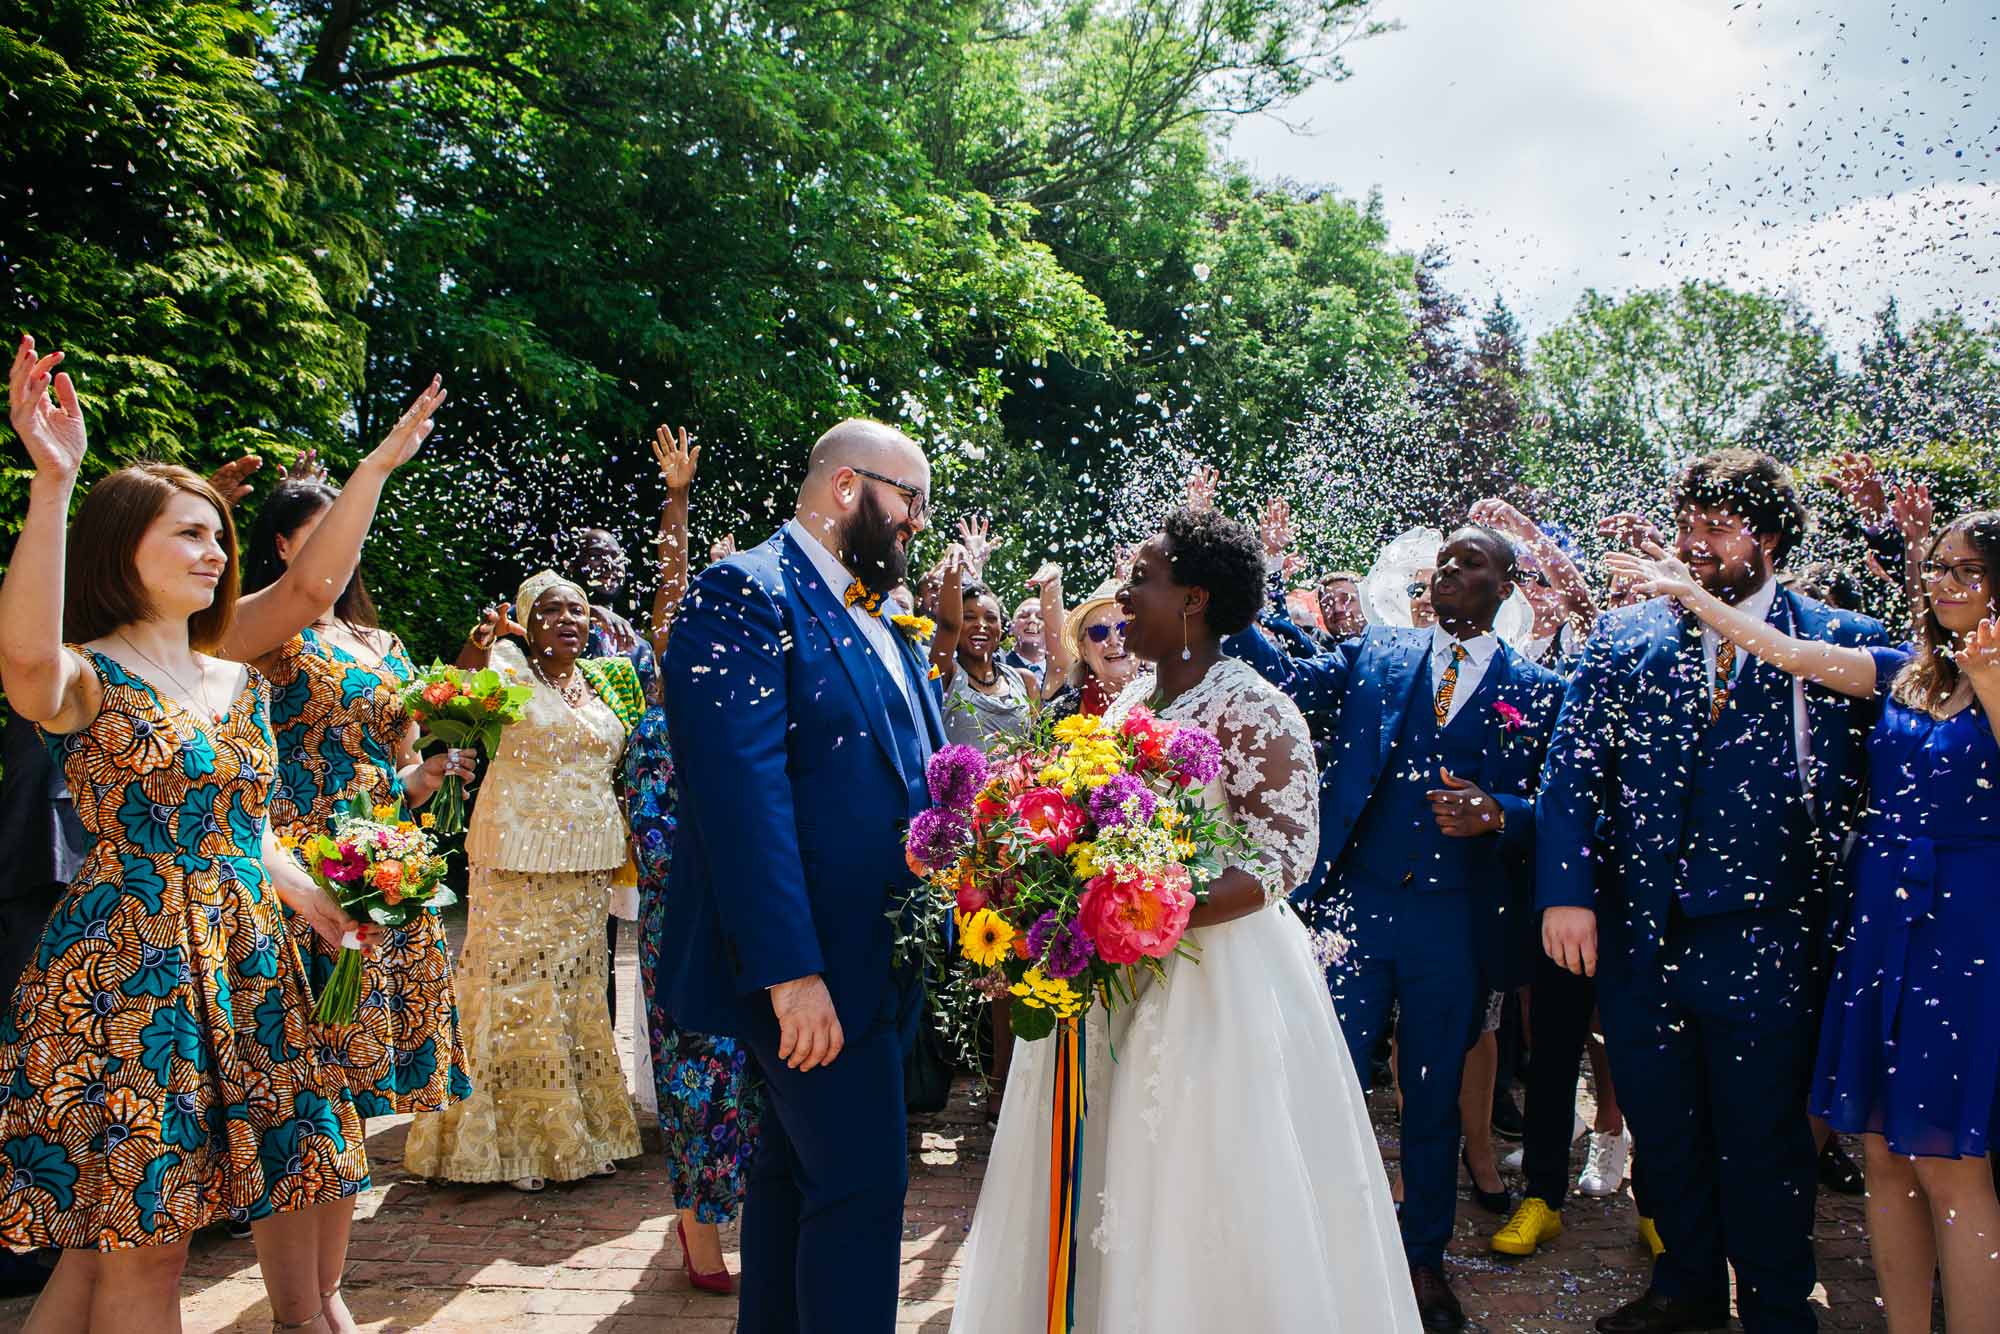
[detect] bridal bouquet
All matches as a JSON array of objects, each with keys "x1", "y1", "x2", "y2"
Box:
[
  {"x1": 398, "y1": 662, "x2": 533, "y2": 835},
  {"x1": 904, "y1": 710, "x2": 1250, "y2": 1043},
  {"x1": 297, "y1": 797, "x2": 457, "y2": 1023}
]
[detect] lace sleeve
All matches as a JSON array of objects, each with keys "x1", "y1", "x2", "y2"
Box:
[{"x1": 1209, "y1": 673, "x2": 1322, "y2": 902}]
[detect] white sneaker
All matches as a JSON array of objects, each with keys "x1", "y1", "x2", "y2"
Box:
[{"x1": 1576, "y1": 1129, "x2": 1630, "y2": 1197}]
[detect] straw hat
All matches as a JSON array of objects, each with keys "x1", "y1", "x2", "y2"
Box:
[{"x1": 1062, "y1": 578, "x2": 1125, "y2": 662}]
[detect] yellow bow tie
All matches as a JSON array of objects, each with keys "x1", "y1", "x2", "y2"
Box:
[{"x1": 845, "y1": 580, "x2": 883, "y2": 615}]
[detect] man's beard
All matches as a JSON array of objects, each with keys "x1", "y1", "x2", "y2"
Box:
[
  {"x1": 1692, "y1": 553, "x2": 1769, "y2": 605},
  {"x1": 839, "y1": 489, "x2": 909, "y2": 595}
]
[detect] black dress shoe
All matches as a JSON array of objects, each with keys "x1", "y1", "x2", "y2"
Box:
[
  {"x1": 1818, "y1": 1137, "x2": 1864, "y2": 1195},
  {"x1": 1593, "y1": 1288, "x2": 1731, "y2": 1333},
  {"x1": 1463, "y1": 1145, "x2": 1515, "y2": 1215},
  {"x1": 1411, "y1": 1263, "x2": 1467, "y2": 1332}
]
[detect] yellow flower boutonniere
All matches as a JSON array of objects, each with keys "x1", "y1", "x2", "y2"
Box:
[{"x1": 890, "y1": 613, "x2": 937, "y2": 643}]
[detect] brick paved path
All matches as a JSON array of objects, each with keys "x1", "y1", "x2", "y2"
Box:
[{"x1": 2, "y1": 938, "x2": 1894, "y2": 1332}]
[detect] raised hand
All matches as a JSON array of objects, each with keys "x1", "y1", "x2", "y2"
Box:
[
  {"x1": 1184, "y1": 464, "x2": 1220, "y2": 513},
  {"x1": 1889, "y1": 479, "x2": 1933, "y2": 544},
  {"x1": 1469, "y1": 496, "x2": 1536, "y2": 540},
  {"x1": 362, "y1": 376, "x2": 447, "y2": 474},
  {"x1": 651, "y1": 424, "x2": 700, "y2": 489},
  {"x1": 277, "y1": 446, "x2": 331, "y2": 487},
  {"x1": 208, "y1": 455, "x2": 264, "y2": 505},
  {"x1": 1112, "y1": 543, "x2": 1137, "y2": 580},
  {"x1": 956, "y1": 515, "x2": 994, "y2": 577},
  {"x1": 8, "y1": 335, "x2": 87, "y2": 481},
  {"x1": 1826, "y1": 451, "x2": 1889, "y2": 523},
  {"x1": 468, "y1": 600, "x2": 527, "y2": 650},
  {"x1": 1604, "y1": 542, "x2": 1697, "y2": 602},
  {"x1": 1962, "y1": 616, "x2": 2000, "y2": 684},
  {"x1": 1026, "y1": 559, "x2": 1062, "y2": 592},
  {"x1": 1597, "y1": 510, "x2": 1666, "y2": 551},
  {"x1": 1258, "y1": 496, "x2": 1293, "y2": 560},
  {"x1": 709, "y1": 533, "x2": 737, "y2": 565}
]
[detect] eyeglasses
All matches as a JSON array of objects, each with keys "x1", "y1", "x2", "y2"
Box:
[
  {"x1": 1084, "y1": 620, "x2": 1129, "y2": 644},
  {"x1": 1920, "y1": 559, "x2": 1989, "y2": 591},
  {"x1": 848, "y1": 466, "x2": 928, "y2": 524}
]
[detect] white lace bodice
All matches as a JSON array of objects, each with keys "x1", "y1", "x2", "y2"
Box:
[{"x1": 1107, "y1": 657, "x2": 1321, "y2": 902}]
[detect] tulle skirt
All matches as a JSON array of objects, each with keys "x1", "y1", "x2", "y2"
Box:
[{"x1": 949, "y1": 900, "x2": 1420, "y2": 1333}]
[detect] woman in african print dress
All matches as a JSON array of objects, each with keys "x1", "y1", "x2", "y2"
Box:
[
  {"x1": 0, "y1": 336, "x2": 439, "y2": 1333},
  {"x1": 243, "y1": 480, "x2": 475, "y2": 1125},
  {"x1": 403, "y1": 570, "x2": 645, "y2": 1191},
  {"x1": 625, "y1": 428, "x2": 762, "y2": 1292}
]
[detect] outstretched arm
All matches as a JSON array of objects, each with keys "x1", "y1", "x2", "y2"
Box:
[
  {"x1": 1221, "y1": 612, "x2": 1358, "y2": 724},
  {"x1": 222, "y1": 378, "x2": 447, "y2": 661},
  {"x1": 647, "y1": 424, "x2": 700, "y2": 657},
  {"x1": 929, "y1": 546, "x2": 967, "y2": 688},
  {"x1": 0, "y1": 336, "x2": 101, "y2": 733},
  {"x1": 1606, "y1": 545, "x2": 1878, "y2": 698}
]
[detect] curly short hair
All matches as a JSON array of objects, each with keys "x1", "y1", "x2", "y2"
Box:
[
  {"x1": 1672, "y1": 448, "x2": 1810, "y2": 564},
  {"x1": 1162, "y1": 507, "x2": 1266, "y2": 638}
]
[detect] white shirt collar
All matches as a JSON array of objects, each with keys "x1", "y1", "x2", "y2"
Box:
[
  {"x1": 1734, "y1": 575, "x2": 1780, "y2": 625},
  {"x1": 1430, "y1": 624, "x2": 1500, "y2": 669},
  {"x1": 785, "y1": 516, "x2": 862, "y2": 600}
]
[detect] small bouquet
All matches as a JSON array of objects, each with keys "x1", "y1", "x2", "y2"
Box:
[
  {"x1": 903, "y1": 708, "x2": 1250, "y2": 1043},
  {"x1": 299, "y1": 798, "x2": 457, "y2": 1023},
  {"x1": 399, "y1": 662, "x2": 533, "y2": 834}
]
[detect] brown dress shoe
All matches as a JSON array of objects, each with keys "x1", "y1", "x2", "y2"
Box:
[
  {"x1": 1410, "y1": 1263, "x2": 1466, "y2": 1333},
  {"x1": 1594, "y1": 1288, "x2": 1731, "y2": 1333}
]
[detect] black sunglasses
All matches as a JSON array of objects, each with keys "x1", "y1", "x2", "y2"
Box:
[
  {"x1": 1084, "y1": 619, "x2": 1129, "y2": 643},
  {"x1": 848, "y1": 466, "x2": 928, "y2": 523}
]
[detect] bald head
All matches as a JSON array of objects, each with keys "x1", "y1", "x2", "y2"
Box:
[{"x1": 796, "y1": 418, "x2": 931, "y2": 592}]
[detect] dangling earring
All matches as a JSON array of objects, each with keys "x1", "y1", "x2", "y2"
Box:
[{"x1": 1180, "y1": 611, "x2": 1192, "y2": 662}]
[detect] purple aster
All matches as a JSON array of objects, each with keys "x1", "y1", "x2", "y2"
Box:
[
  {"x1": 907, "y1": 806, "x2": 971, "y2": 870},
  {"x1": 926, "y1": 744, "x2": 991, "y2": 811},
  {"x1": 1165, "y1": 726, "x2": 1223, "y2": 787},
  {"x1": 1086, "y1": 773, "x2": 1157, "y2": 829}
]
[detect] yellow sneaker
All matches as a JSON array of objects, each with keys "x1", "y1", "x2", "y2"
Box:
[
  {"x1": 1490, "y1": 1197, "x2": 1562, "y2": 1257},
  {"x1": 1638, "y1": 1215, "x2": 1665, "y2": 1259}
]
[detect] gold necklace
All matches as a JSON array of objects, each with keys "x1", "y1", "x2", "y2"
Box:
[
  {"x1": 530, "y1": 655, "x2": 589, "y2": 709},
  {"x1": 117, "y1": 632, "x2": 220, "y2": 722}
]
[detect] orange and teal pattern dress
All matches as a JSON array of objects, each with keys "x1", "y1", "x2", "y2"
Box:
[
  {"x1": 265, "y1": 628, "x2": 470, "y2": 1118},
  {"x1": 0, "y1": 649, "x2": 369, "y2": 1250}
]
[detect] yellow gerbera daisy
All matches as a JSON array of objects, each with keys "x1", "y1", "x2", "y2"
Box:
[{"x1": 959, "y1": 908, "x2": 1015, "y2": 968}]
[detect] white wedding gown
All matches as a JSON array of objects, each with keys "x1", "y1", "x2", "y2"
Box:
[{"x1": 949, "y1": 658, "x2": 1420, "y2": 1333}]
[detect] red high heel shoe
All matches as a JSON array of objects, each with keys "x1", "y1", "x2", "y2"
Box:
[{"x1": 677, "y1": 1216, "x2": 736, "y2": 1295}]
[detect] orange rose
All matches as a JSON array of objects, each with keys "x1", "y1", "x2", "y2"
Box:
[
  {"x1": 369, "y1": 860, "x2": 404, "y2": 893},
  {"x1": 421, "y1": 682, "x2": 455, "y2": 708}
]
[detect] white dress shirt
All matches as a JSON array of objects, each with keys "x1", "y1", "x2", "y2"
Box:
[
  {"x1": 785, "y1": 517, "x2": 916, "y2": 721},
  {"x1": 1700, "y1": 576, "x2": 1814, "y2": 807},
  {"x1": 1428, "y1": 626, "x2": 1501, "y2": 727}
]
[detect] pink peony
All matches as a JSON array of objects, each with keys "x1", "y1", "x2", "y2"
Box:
[
  {"x1": 1008, "y1": 787, "x2": 1087, "y2": 856},
  {"x1": 954, "y1": 874, "x2": 990, "y2": 915},
  {"x1": 1078, "y1": 864, "x2": 1195, "y2": 965}
]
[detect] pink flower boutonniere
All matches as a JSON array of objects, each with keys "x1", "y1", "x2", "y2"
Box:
[{"x1": 1492, "y1": 700, "x2": 1527, "y2": 732}]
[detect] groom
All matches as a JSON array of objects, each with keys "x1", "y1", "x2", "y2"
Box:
[
  {"x1": 662, "y1": 419, "x2": 946, "y2": 1333},
  {"x1": 1230, "y1": 526, "x2": 1563, "y2": 1332}
]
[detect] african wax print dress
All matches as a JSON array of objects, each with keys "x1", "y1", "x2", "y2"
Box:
[
  {"x1": 265, "y1": 628, "x2": 470, "y2": 1117},
  {"x1": 0, "y1": 650, "x2": 369, "y2": 1249}
]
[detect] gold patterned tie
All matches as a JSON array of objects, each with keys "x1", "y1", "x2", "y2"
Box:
[
  {"x1": 1711, "y1": 638, "x2": 1736, "y2": 724},
  {"x1": 1434, "y1": 642, "x2": 1468, "y2": 726},
  {"x1": 845, "y1": 579, "x2": 883, "y2": 615}
]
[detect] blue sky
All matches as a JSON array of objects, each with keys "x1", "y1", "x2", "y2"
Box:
[{"x1": 1226, "y1": 0, "x2": 1998, "y2": 349}]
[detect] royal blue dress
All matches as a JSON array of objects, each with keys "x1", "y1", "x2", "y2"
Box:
[{"x1": 1811, "y1": 645, "x2": 2000, "y2": 1159}]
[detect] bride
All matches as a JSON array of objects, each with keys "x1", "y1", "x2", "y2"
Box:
[{"x1": 949, "y1": 508, "x2": 1419, "y2": 1333}]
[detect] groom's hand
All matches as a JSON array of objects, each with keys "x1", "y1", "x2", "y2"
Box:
[{"x1": 771, "y1": 974, "x2": 844, "y2": 1071}]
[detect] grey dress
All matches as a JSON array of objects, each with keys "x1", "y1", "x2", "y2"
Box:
[{"x1": 942, "y1": 663, "x2": 1035, "y2": 752}]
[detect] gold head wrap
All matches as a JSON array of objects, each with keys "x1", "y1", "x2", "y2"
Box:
[{"x1": 515, "y1": 569, "x2": 589, "y2": 629}]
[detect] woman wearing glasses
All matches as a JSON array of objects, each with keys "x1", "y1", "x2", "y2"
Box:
[
  {"x1": 1042, "y1": 578, "x2": 1143, "y2": 723},
  {"x1": 1609, "y1": 510, "x2": 2000, "y2": 1334}
]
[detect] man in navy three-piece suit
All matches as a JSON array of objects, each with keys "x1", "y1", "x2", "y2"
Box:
[
  {"x1": 1539, "y1": 450, "x2": 1889, "y2": 1334},
  {"x1": 662, "y1": 420, "x2": 946, "y2": 1334},
  {"x1": 1232, "y1": 525, "x2": 1564, "y2": 1333}
]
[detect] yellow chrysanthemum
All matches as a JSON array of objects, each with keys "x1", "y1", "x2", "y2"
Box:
[
  {"x1": 959, "y1": 908, "x2": 1015, "y2": 968},
  {"x1": 372, "y1": 803, "x2": 397, "y2": 822},
  {"x1": 1068, "y1": 841, "x2": 1100, "y2": 880},
  {"x1": 420, "y1": 812, "x2": 437, "y2": 829}
]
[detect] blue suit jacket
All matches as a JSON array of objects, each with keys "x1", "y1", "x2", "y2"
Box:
[
  {"x1": 1230, "y1": 622, "x2": 1564, "y2": 981},
  {"x1": 1534, "y1": 589, "x2": 1888, "y2": 966},
  {"x1": 661, "y1": 530, "x2": 947, "y2": 1040}
]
